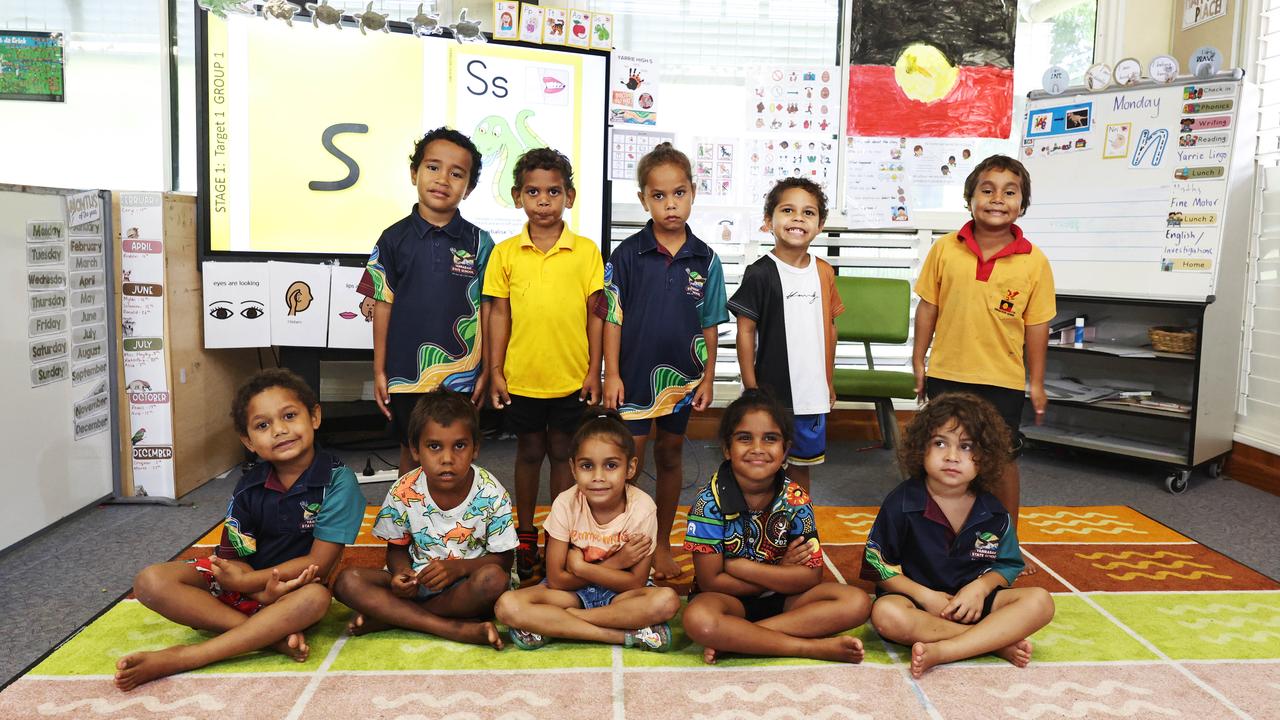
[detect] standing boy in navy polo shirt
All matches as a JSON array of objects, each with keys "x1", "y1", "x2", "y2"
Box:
[
  {"x1": 359, "y1": 127, "x2": 494, "y2": 477},
  {"x1": 600, "y1": 142, "x2": 728, "y2": 580},
  {"x1": 861, "y1": 393, "x2": 1053, "y2": 678},
  {"x1": 116, "y1": 369, "x2": 365, "y2": 691}
]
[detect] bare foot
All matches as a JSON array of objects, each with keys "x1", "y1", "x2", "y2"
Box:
[
  {"x1": 114, "y1": 647, "x2": 191, "y2": 691},
  {"x1": 270, "y1": 632, "x2": 310, "y2": 662},
  {"x1": 910, "y1": 640, "x2": 952, "y2": 678},
  {"x1": 445, "y1": 620, "x2": 506, "y2": 648},
  {"x1": 995, "y1": 638, "x2": 1033, "y2": 668},
  {"x1": 651, "y1": 546, "x2": 683, "y2": 580},
  {"x1": 806, "y1": 635, "x2": 864, "y2": 663},
  {"x1": 702, "y1": 646, "x2": 719, "y2": 664},
  {"x1": 1018, "y1": 557, "x2": 1039, "y2": 577},
  {"x1": 347, "y1": 613, "x2": 389, "y2": 636},
  {"x1": 483, "y1": 621, "x2": 504, "y2": 651}
]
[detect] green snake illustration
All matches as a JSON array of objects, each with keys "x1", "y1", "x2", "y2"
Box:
[{"x1": 472, "y1": 109, "x2": 546, "y2": 207}]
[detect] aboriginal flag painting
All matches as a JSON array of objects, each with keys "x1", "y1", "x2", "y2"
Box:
[{"x1": 847, "y1": 0, "x2": 1016, "y2": 138}]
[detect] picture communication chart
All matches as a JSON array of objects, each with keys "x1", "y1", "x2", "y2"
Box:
[
  {"x1": 1017, "y1": 77, "x2": 1245, "y2": 300},
  {"x1": 204, "y1": 12, "x2": 606, "y2": 256}
]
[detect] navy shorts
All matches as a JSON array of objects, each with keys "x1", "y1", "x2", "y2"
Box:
[
  {"x1": 504, "y1": 391, "x2": 584, "y2": 436},
  {"x1": 925, "y1": 378, "x2": 1025, "y2": 457},
  {"x1": 788, "y1": 413, "x2": 827, "y2": 466},
  {"x1": 624, "y1": 407, "x2": 692, "y2": 437}
]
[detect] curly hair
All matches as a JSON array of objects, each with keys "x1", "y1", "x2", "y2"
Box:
[
  {"x1": 636, "y1": 142, "x2": 693, "y2": 191},
  {"x1": 718, "y1": 388, "x2": 794, "y2": 450},
  {"x1": 571, "y1": 406, "x2": 635, "y2": 458},
  {"x1": 409, "y1": 127, "x2": 483, "y2": 193},
  {"x1": 962, "y1": 154, "x2": 1031, "y2": 214},
  {"x1": 763, "y1": 177, "x2": 828, "y2": 224},
  {"x1": 512, "y1": 146, "x2": 576, "y2": 193},
  {"x1": 897, "y1": 392, "x2": 1011, "y2": 495},
  {"x1": 231, "y1": 368, "x2": 318, "y2": 436},
  {"x1": 407, "y1": 388, "x2": 480, "y2": 448}
]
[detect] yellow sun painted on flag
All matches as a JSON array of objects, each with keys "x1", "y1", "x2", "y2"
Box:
[{"x1": 894, "y1": 43, "x2": 959, "y2": 103}]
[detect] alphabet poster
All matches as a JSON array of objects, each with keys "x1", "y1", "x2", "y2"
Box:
[
  {"x1": 268, "y1": 261, "x2": 331, "y2": 347},
  {"x1": 202, "y1": 261, "x2": 270, "y2": 348},
  {"x1": 443, "y1": 42, "x2": 604, "y2": 243},
  {"x1": 327, "y1": 264, "x2": 374, "y2": 349},
  {"x1": 847, "y1": 0, "x2": 1015, "y2": 137}
]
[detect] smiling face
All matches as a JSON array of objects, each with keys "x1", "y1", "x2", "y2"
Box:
[
  {"x1": 638, "y1": 162, "x2": 695, "y2": 236},
  {"x1": 967, "y1": 167, "x2": 1024, "y2": 234},
  {"x1": 412, "y1": 419, "x2": 478, "y2": 499},
  {"x1": 765, "y1": 186, "x2": 823, "y2": 253},
  {"x1": 411, "y1": 139, "x2": 474, "y2": 225},
  {"x1": 239, "y1": 386, "x2": 320, "y2": 468},
  {"x1": 724, "y1": 409, "x2": 787, "y2": 488},
  {"x1": 572, "y1": 435, "x2": 637, "y2": 515},
  {"x1": 513, "y1": 168, "x2": 574, "y2": 234},
  {"x1": 922, "y1": 419, "x2": 978, "y2": 495}
]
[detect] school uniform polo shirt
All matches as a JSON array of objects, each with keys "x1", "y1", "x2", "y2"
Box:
[
  {"x1": 357, "y1": 206, "x2": 493, "y2": 394},
  {"x1": 483, "y1": 223, "x2": 604, "y2": 398},
  {"x1": 216, "y1": 450, "x2": 365, "y2": 571},
  {"x1": 915, "y1": 221, "x2": 1056, "y2": 391},
  {"x1": 727, "y1": 254, "x2": 843, "y2": 412},
  {"x1": 601, "y1": 222, "x2": 729, "y2": 420},
  {"x1": 859, "y1": 478, "x2": 1023, "y2": 595}
]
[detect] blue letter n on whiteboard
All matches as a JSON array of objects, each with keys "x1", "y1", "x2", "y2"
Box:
[{"x1": 1131, "y1": 129, "x2": 1168, "y2": 167}]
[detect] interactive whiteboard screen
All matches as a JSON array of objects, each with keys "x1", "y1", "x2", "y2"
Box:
[{"x1": 200, "y1": 13, "x2": 607, "y2": 257}]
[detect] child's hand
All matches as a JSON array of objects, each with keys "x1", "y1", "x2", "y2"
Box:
[
  {"x1": 829, "y1": 387, "x2": 837, "y2": 410},
  {"x1": 258, "y1": 564, "x2": 320, "y2": 605},
  {"x1": 208, "y1": 556, "x2": 249, "y2": 592},
  {"x1": 942, "y1": 583, "x2": 987, "y2": 624},
  {"x1": 692, "y1": 377, "x2": 714, "y2": 411},
  {"x1": 416, "y1": 558, "x2": 466, "y2": 591},
  {"x1": 580, "y1": 372, "x2": 601, "y2": 405},
  {"x1": 390, "y1": 569, "x2": 418, "y2": 599},
  {"x1": 919, "y1": 589, "x2": 953, "y2": 617},
  {"x1": 603, "y1": 374, "x2": 624, "y2": 410},
  {"x1": 489, "y1": 372, "x2": 511, "y2": 409},
  {"x1": 912, "y1": 363, "x2": 926, "y2": 405},
  {"x1": 611, "y1": 533, "x2": 653, "y2": 569},
  {"x1": 566, "y1": 546, "x2": 587, "y2": 574},
  {"x1": 470, "y1": 371, "x2": 489, "y2": 408},
  {"x1": 781, "y1": 537, "x2": 815, "y2": 566},
  {"x1": 1029, "y1": 383, "x2": 1048, "y2": 426},
  {"x1": 374, "y1": 370, "x2": 392, "y2": 420}
]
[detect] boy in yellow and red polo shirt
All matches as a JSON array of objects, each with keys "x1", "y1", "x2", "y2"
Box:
[
  {"x1": 485, "y1": 147, "x2": 604, "y2": 579},
  {"x1": 912, "y1": 155, "x2": 1055, "y2": 525}
]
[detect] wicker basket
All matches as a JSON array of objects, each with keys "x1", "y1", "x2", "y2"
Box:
[{"x1": 1148, "y1": 326, "x2": 1197, "y2": 354}]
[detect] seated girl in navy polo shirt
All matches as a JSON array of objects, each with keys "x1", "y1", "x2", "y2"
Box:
[
  {"x1": 115, "y1": 369, "x2": 365, "y2": 691},
  {"x1": 861, "y1": 393, "x2": 1055, "y2": 678}
]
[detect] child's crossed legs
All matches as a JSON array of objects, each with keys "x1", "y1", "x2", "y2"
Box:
[
  {"x1": 334, "y1": 565, "x2": 508, "y2": 648},
  {"x1": 870, "y1": 586, "x2": 1054, "y2": 677},
  {"x1": 495, "y1": 583, "x2": 678, "y2": 645}
]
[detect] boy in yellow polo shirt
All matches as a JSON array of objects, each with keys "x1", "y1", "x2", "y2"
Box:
[
  {"x1": 912, "y1": 155, "x2": 1055, "y2": 527},
  {"x1": 485, "y1": 148, "x2": 604, "y2": 579}
]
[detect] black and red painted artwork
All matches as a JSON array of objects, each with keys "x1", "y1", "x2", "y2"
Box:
[{"x1": 846, "y1": 0, "x2": 1016, "y2": 138}]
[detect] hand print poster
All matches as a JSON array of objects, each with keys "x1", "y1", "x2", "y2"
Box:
[
  {"x1": 442, "y1": 42, "x2": 606, "y2": 242},
  {"x1": 846, "y1": 0, "x2": 1016, "y2": 138}
]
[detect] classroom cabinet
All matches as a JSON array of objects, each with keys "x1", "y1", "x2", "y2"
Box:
[{"x1": 1021, "y1": 295, "x2": 1236, "y2": 494}]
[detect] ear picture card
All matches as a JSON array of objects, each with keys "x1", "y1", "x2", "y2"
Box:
[{"x1": 268, "y1": 261, "x2": 331, "y2": 347}]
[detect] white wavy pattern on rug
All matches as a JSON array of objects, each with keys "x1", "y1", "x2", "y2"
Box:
[
  {"x1": 1195, "y1": 630, "x2": 1280, "y2": 645},
  {"x1": 1002, "y1": 699, "x2": 1179, "y2": 719},
  {"x1": 388, "y1": 713, "x2": 537, "y2": 720},
  {"x1": 688, "y1": 682, "x2": 862, "y2": 703},
  {"x1": 1156, "y1": 603, "x2": 1277, "y2": 616},
  {"x1": 373, "y1": 690, "x2": 550, "y2": 709},
  {"x1": 675, "y1": 709, "x2": 872, "y2": 720},
  {"x1": 985, "y1": 681, "x2": 1152, "y2": 699},
  {"x1": 1075, "y1": 551, "x2": 1192, "y2": 561},
  {"x1": 36, "y1": 693, "x2": 225, "y2": 714},
  {"x1": 835, "y1": 512, "x2": 875, "y2": 532},
  {"x1": 1176, "y1": 614, "x2": 1280, "y2": 630}
]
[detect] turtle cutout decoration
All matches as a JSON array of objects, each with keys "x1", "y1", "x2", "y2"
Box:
[
  {"x1": 353, "y1": 2, "x2": 390, "y2": 35},
  {"x1": 410, "y1": 3, "x2": 443, "y2": 36},
  {"x1": 262, "y1": 0, "x2": 300, "y2": 26},
  {"x1": 196, "y1": 0, "x2": 256, "y2": 19},
  {"x1": 449, "y1": 8, "x2": 486, "y2": 44},
  {"x1": 305, "y1": 0, "x2": 344, "y2": 29}
]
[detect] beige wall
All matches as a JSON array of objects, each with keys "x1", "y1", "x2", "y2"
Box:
[
  {"x1": 1122, "y1": 1, "x2": 1174, "y2": 61},
  {"x1": 1171, "y1": 0, "x2": 1241, "y2": 66}
]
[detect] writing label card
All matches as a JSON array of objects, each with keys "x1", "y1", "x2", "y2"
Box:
[{"x1": 202, "y1": 262, "x2": 271, "y2": 348}]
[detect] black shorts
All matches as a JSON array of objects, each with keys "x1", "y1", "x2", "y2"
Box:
[
  {"x1": 874, "y1": 586, "x2": 1007, "y2": 621},
  {"x1": 925, "y1": 377, "x2": 1025, "y2": 457},
  {"x1": 388, "y1": 392, "x2": 425, "y2": 448},
  {"x1": 687, "y1": 589, "x2": 790, "y2": 623},
  {"x1": 504, "y1": 391, "x2": 584, "y2": 436}
]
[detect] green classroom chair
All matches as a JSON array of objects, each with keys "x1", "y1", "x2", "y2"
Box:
[{"x1": 832, "y1": 276, "x2": 917, "y2": 449}]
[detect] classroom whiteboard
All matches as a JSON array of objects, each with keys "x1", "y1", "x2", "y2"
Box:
[
  {"x1": 1017, "y1": 73, "x2": 1255, "y2": 301},
  {"x1": 0, "y1": 185, "x2": 119, "y2": 552}
]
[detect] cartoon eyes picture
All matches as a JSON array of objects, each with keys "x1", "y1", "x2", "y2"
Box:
[{"x1": 209, "y1": 300, "x2": 266, "y2": 320}]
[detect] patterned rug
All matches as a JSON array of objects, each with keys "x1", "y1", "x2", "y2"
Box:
[{"x1": 3, "y1": 505, "x2": 1279, "y2": 719}]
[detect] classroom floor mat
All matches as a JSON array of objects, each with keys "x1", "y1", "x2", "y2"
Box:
[{"x1": 2, "y1": 505, "x2": 1278, "y2": 719}]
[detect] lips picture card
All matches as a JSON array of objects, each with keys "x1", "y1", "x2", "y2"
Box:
[
  {"x1": 327, "y1": 265, "x2": 374, "y2": 350},
  {"x1": 202, "y1": 261, "x2": 271, "y2": 349},
  {"x1": 267, "y1": 261, "x2": 331, "y2": 348}
]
